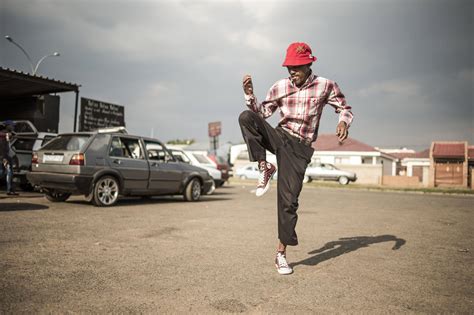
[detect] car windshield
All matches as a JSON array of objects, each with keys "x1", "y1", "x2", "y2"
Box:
[
  {"x1": 13, "y1": 121, "x2": 36, "y2": 134},
  {"x1": 192, "y1": 153, "x2": 212, "y2": 164},
  {"x1": 41, "y1": 135, "x2": 91, "y2": 151}
]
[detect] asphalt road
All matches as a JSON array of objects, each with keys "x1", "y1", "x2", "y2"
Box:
[{"x1": 0, "y1": 184, "x2": 473, "y2": 313}]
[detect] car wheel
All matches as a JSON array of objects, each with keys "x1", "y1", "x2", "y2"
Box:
[
  {"x1": 20, "y1": 183, "x2": 34, "y2": 191},
  {"x1": 240, "y1": 175, "x2": 247, "y2": 180},
  {"x1": 45, "y1": 190, "x2": 71, "y2": 202},
  {"x1": 92, "y1": 176, "x2": 120, "y2": 207},
  {"x1": 184, "y1": 178, "x2": 201, "y2": 201},
  {"x1": 338, "y1": 176, "x2": 349, "y2": 185},
  {"x1": 302, "y1": 175, "x2": 311, "y2": 184}
]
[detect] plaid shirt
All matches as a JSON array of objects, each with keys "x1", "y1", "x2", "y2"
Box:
[{"x1": 245, "y1": 73, "x2": 353, "y2": 143}]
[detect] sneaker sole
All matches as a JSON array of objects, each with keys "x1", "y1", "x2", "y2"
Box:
[
  {"x1": 275, "y1": 264, "x2": 293, "y2": 275},
  {"x1": 256, "y1": 169, "x2": 276, "y2": 197}
]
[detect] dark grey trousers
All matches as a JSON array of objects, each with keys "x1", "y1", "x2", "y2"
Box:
[{"x1": 238, "y1": 110, "x2": 314, "y2": 246}]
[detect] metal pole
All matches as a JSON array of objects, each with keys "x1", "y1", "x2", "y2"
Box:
[
  {"x1": 73, "y1": 91, "x2": 79, "y2": 132},
  {"x1": 5, "y1": 35, "x2": 34, "y2": 73},
  {"x1": 33, "y1": 52, "x2": 60, "y2": 75}
]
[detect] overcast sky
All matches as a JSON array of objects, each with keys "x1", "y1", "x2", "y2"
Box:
[{"x1": 1, "y1": 0, "x2": 472, "y2": 150}]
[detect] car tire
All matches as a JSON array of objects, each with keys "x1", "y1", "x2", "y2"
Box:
[
  {"x1": 240, "y1": 175, "x2": 247, "y2": 180},
  {"x1": 183, "y1": 178, "x2": 201, "y2": 202},
  {"x1": 20, "y1": 183, "x2": 34, "y2": 192},
  {"x1": 338, "y1": 176, "x2": 349, "y2": 185},
  {"x1": 92, "y1": 175, "x2": 120, "y2": 207},
  {"x1": 45, "y1": 191, "x2": 71, "y2": 202},
  {"x1": 302, "y1": 175, "x2": 311, "y2": 184}
]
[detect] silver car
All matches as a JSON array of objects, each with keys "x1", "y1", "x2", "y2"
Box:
[
  {"x1": 304, "y1": 163, "x2": 357, "y2": 185},
  {"x1": 27, "y1": 131, "x2": 215, "y2": 206}
]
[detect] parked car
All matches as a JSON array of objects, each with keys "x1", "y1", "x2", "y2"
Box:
[
  {"x1": 27, "y1": 131, "x2": 215, "y2": 206},
  {"x1": 304, "y1": 163, "x2": 357, "y2": 185},
  {"x1": 0, "y1": 120, "x2": 57, "y2": 190},
  {"x1": 168, "y1": 147, "x2": 225, "y2": 187},
  {"x1": 235, "y1": 163, "x2": 278, "y2": 180},
  {"x1": 208, "y1": 153, "x2": 232, "y2": 185}
]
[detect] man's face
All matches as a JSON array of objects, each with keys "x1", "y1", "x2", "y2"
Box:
[{"x1": 287, "y1": 64, "x2": 312, "y2": 87}]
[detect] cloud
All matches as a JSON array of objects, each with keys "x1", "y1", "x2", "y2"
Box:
[
  {"x1": 2, "y1": 0, "x2": 473, "y2": 149},
  {"x1": 358, "y1": 79, "x2": 422, "y2": 98}
]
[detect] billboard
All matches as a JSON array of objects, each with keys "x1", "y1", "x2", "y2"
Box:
[
  {"x1": 208, "y1": 121, "x2": 221, "y2": 137},
  {"x1": 79, "y1": 98, "x2": 125, "y2": 131}
]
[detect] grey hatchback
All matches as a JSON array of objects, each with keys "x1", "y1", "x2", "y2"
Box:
[{"x1": 27, "y1": 131, "x2": 215, "y2": 206}]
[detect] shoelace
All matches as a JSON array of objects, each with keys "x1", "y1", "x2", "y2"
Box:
[
  {"x1": 276, "y1": 253, "x2": 289, "y2": 268},
  {"x1": 257, "y1": 163, "x2": 268, "y2": 187}
]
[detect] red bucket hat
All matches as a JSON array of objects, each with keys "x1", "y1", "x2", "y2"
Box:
[{"x1": 282, "y1": 42, "x2": 317, "y2": 67}]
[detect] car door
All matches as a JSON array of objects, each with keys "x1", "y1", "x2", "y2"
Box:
[
  {"x1": 322, "y1": 164, "x2": 339, "y2": 180},
  {"x1": 143, "y1": 140, "x2": 182, "y2": 194},
  {"x1": 108, "y1": 136, "x2": 149, "y2": 191}
]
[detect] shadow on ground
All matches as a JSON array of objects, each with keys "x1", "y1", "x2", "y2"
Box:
[
  {"x1": 0, "y1": 203, "x2": 49, "y2": 212},
  {"x1": 291, "y1": 235, "x2": 406, "y2": 268},
  {"x1": 68, "y1": 194, "x2": 233, "y2": 207}
]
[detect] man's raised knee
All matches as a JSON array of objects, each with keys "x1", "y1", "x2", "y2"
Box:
[{"x1": 239, "y1": 110, "x2": 257, "y2": 125}]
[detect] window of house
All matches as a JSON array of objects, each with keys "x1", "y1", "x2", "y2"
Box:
[{"x1": 334, "y1": 156, "x2": 350, "y2": 164}]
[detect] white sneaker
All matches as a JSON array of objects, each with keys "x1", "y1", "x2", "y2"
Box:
[
  {"x1": 256, "y1": 161, "x2": 276, "y2": 197},
  {"x1": 275, "y1": 252, "x2": 293, "y2": 275}
]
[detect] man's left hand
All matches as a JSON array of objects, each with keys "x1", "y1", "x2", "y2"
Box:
[{"x1": 336, "y1": 121, "x2": 348, "y2": 142}]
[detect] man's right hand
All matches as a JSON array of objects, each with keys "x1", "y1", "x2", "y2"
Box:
[{"x1": 243, "y1": 74, "x2": 254, "y2": 96}]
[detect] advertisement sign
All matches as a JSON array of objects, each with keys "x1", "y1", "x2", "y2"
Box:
[
  {"x1": 208, "y1": 121, "x2": 221, "y2": 137},
  {"x1": 79, "y1": 98, "x2": 125, "y2": 131}
]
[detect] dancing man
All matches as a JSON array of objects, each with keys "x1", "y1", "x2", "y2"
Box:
[{"x1": 239, "y1": 42, "x2": 354, "y2": 275}]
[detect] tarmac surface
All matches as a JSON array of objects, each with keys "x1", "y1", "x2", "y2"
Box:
[{"x1": 0, "y1": 184, "x2": 473, "y2": 313}]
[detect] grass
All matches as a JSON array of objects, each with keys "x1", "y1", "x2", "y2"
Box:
[{"x1": 228, "y1": 178, "x2": 474, "y2": 196}]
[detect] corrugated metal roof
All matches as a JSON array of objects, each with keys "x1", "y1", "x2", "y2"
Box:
[
  {"x1": 432, "y1": 143, "x2": 466, "y2": 158},
  {"x1": 390, "y1": 148, "x2": 430, "y2": 160},
  {"x1": 0, "y1": 67, "x2": 80, "y2": 98}
]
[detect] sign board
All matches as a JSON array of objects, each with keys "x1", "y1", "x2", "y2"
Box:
[
  {"x1": 208, "y1": 121, "x2": 221, "y2": 137},
  {"x1": 79, "y1": 98, "x2": 125, "y2": 131}
]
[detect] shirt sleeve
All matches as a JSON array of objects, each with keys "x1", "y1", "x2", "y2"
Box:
[
  {"x1": 326, "y1": 81, "x2": 353, "y2": 127},
  {"x1": 244, "y1": 83, "x2": 279, "y2": 119}
]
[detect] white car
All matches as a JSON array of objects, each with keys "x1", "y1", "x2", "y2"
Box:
[
  {"x1": 168, "y1": 148, "x2": 224, "y2": 187},
  {"x1": 304, "y1": 163, "x2": 357, "y2": 185},
  {"x1": 8, "y1": 120, "x2": 57, "y2": 190},
  {"x1": 235, "y1": 163, "x2": 278, "y2": 180}
]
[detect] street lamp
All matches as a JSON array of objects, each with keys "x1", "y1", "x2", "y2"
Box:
[{"x1": 5, "y1": 35, "x2": 60, "y2": 75}]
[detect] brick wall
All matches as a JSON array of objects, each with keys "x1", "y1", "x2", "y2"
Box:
[{"x1": 382, "y1": 176, "x2": 421, "y2": 187}]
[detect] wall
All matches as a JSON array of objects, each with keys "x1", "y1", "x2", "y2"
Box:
[
  {"x1": 382, "y1": 176, "x2": 421, "y2": 187},
  {"x1": 337, "y1": 164, "x2": 383, "y2": 185}
]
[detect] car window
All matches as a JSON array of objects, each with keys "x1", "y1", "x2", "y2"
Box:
[
  {"x1": 42, "y1": 135, "x2": 91, "y2": 151},
  {"x1": 12, "y1": 138, "x2": 35, "y2": 151},
  {"x1": 171, "y1": 150, "x2": 191, "y2": 163},
  {"x1": 110, "y1": 137, "x2": 144, "y2": 159},
  {"x1": 41, "y1": 135, "x2": 55, "y2": 146},
  {"x1": 144, "y1": 141, "x2": 172, "y2": 162}
]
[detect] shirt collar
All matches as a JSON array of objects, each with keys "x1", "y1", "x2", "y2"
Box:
[{"x1": 289, "y1": 71, "x2": 316, "y2": 89}]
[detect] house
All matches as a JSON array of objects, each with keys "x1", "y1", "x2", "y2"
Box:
[
  {"x1": 379, "y1": 148, "x2": 431, "y2": 187},
  {"x1": 429, "y1": 141, "x2": 472, "y2": 188},
  {"x1": 311, "y1": 135, "x2": 397, "y2": 185},
  {"x1": 231, "y1": 134, "x2": 398, "y2": 185}
]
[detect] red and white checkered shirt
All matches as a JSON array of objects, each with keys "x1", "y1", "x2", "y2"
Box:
[{"x1": 245, "y1": 73, "x2": 353, "y2": 143}]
